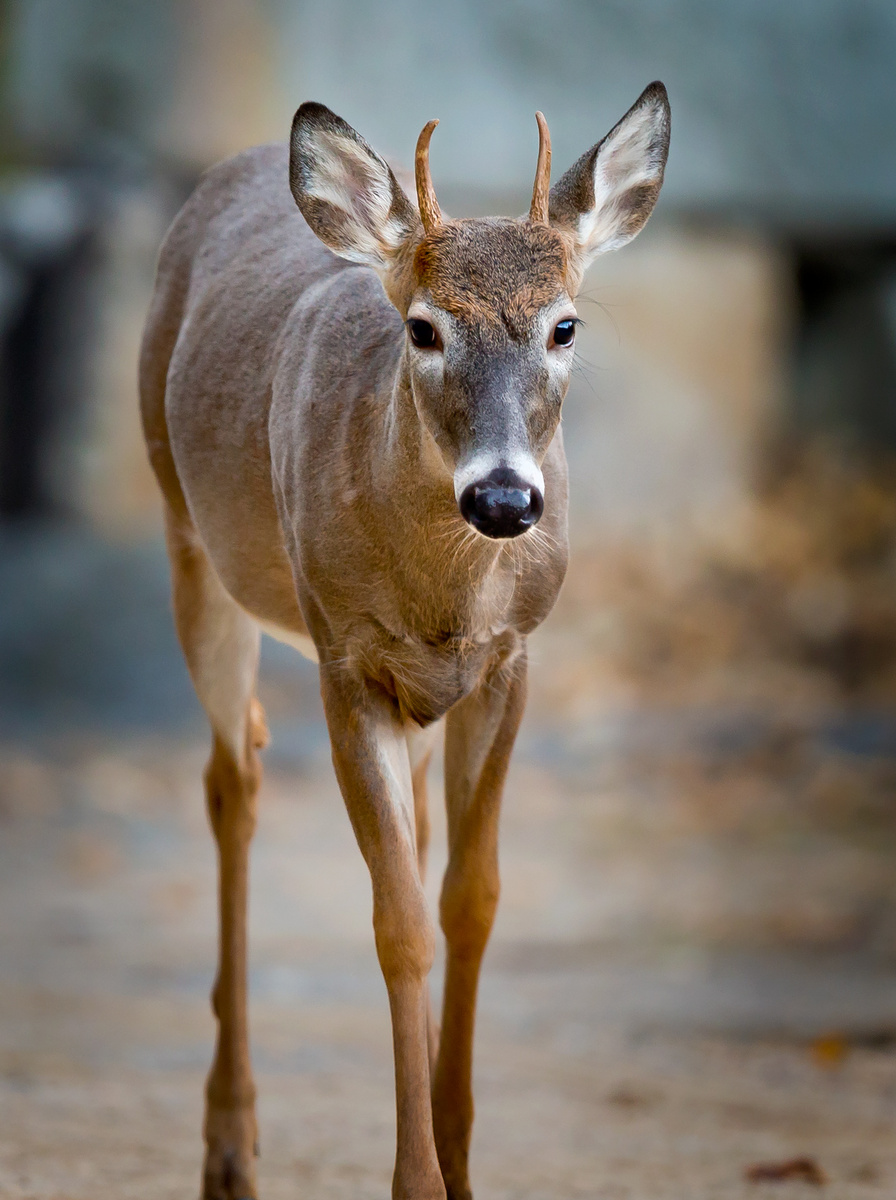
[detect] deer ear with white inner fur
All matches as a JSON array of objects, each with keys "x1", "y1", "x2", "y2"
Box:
[
  {"x1": 290, "y1": 102, "x2": 419, "y2": 269},
  {"x1": 549, "y1": 81, "x2": 670, "y2": 271}
]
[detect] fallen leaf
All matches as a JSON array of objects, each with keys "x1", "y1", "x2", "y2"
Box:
[
  {"x1": 607, "y1": 1086, "x2": 652, "y2": 1109},
  {"x1": 745, "y1": 1157, "x2": 827, "y2": 1185},
  {"x1": 811, "y1": 1032, "x2": 848, "y2": 1069}
]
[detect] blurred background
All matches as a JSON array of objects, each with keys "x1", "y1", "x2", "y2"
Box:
[{"x1": 2, "y1": 2, "x2": 896, "y2": 1197}]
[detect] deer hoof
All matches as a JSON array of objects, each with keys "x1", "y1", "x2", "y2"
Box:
[
  {"x1": 202, "y1": 1108, "x2": 258, "y2": 1200},
  {"x1": 201, "y1": 1163, "x2": 257, "y2": 1200}
]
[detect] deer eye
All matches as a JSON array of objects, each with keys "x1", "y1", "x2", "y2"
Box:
[
  {"x1": 408, "y1": 318, "x2": 440, "y2": 349},
  {"x1": 550, "y1": 319, "x2": 577, "y2": 348}
]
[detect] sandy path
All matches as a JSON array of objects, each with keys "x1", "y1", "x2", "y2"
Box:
[{"x1": 2, "y1": 723, "x2": 895, "y2": 1200}]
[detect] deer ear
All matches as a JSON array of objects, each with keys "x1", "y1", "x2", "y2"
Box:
[
  {"x1": 549, "y1": 82, "x2": 670, "y2": 271},
  {"x1": 290, "y1": 102, "x2": 420, "y2": 269}
]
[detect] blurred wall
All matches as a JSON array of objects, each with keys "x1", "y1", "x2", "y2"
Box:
[
  {"x1": 270, "y1": 0, "x2": 896, "y2": 226},
  {"x1": 4, "y1": 0, "x2": 280, "y2": 169}
]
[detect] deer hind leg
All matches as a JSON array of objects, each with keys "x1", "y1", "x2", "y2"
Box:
[
  {"x1": 407, "y1": 722, "x2": 441, "y2": 1074},
  {"x1": 165, "y1": 509, "x2": 264, "y2": 1200},
  {"x1": 432, "y1": 651, "x2": 527, "y2": 1200}
]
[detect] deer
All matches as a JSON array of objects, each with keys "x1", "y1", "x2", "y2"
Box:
[{"x1": 139, "y1": 81, "x2": 670, "y2": 1200}]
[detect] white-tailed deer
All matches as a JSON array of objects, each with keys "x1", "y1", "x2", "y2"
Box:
[{"x1": 140, "y1": 82, "x2": 669, "y2": 1200}]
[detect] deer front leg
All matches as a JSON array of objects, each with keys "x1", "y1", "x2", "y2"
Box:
[
  {"x1": 432, "y1": 649, "x2": 527, "y2": 1200},
  {"x1": 408, "y1": 722, "x2": 441, "y2": 1074},
  {"x1": 321, "y1": 668, "x2": 446, "y2": 1200}
]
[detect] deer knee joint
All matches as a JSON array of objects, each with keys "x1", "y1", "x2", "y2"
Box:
[
  {"x1": 373, "y1": 879, "x2": 436, "y2": 986},
  {"x1": 204, "y1": 739, "x2": 260, "y2": 842},
  {"x1": 440, "y1": 860, "x2": 500, "y2": 961}
]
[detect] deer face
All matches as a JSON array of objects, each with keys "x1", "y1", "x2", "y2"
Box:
[
  {"x1": 289, "y1": 85, "x2": 670, "y2": 538},
  {"x1": 404, "y1": 218, "x2": 573, "y2": 537}
]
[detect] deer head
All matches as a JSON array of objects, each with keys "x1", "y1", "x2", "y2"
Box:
[{"x1": 289, "y1": 83, "x2": 670, "y2": 539}]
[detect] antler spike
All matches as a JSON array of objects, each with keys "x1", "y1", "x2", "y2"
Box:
[
  {"x1": 415, "y1": 119, "x2": 442, "y2": 235},
  {"x1": 529, "y1": 111, "x2": 552, "y2": 224}
]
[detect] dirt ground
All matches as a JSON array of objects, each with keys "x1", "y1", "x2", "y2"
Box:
[{"x1": 2, "y1": 529, "x2": 896, "y2": 1199}]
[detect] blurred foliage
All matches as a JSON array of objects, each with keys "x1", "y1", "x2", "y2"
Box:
[{"x1": 547, "y1": 442, "x2": 896, "y2": 710}]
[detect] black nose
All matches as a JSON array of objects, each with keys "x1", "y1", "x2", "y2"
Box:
[{"x1": 459, "y1": 468, "x2": 544, "y2": 539}]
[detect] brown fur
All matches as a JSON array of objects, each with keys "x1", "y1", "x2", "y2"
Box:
[
  {"x1": 140, "y1": 83, "x2": 668, "y2": 1200},
  {"x1": 414, "y1": 219, "x2": 571, "y2": 340}
]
